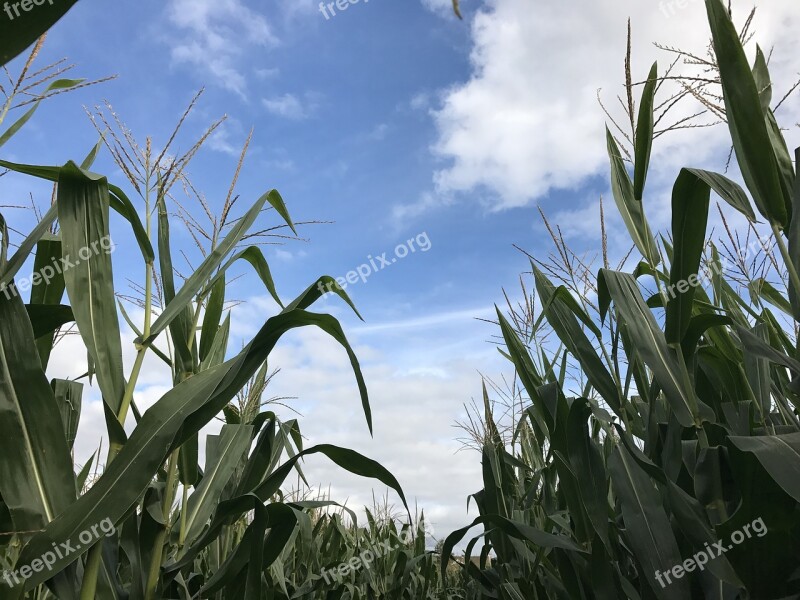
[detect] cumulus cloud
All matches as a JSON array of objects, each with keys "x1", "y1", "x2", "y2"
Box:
[{"x1": 426, "y1": 0, "x2": 800, "y2": 210}]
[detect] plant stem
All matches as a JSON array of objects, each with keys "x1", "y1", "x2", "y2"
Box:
[
  {"x1": 79, "y1": 548, "x2": 102, "y2": 600},
  {"x1": 144, "y1": 450, "x2": 179, "y2": 600}
]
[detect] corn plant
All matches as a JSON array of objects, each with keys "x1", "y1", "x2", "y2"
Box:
[
  {"x1": 443, "y1": 2, "x2": 800, "y2": 598},
  {"x1": 0, "y1": 80, "x2": 411, "y2": 600}
]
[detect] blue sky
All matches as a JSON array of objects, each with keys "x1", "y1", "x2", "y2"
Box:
[{"x1": 2, "y1": 0, "x2": 799, "y2": 545}]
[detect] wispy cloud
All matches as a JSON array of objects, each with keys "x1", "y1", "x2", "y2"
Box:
[
  {"x1": 262, "y1": 92, "x2": 320, "y2": 120},
  {"x1": 207, "y1": 118, "x2": 246, "y2": 156},
  {"x1": 164, "y1": 0, "x2": 278, "y2": 97}
]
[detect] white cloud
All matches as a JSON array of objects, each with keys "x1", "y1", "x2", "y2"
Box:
[
  {"x1": 410, "y1": 92, "x2": 432, "y2": 111},
  {"x1": 262, "y1": 93, "x2": 318, "y2": 120},
  {"x1": 207, "y1": 118, "x2": 246, "y2": 156},
  {"x1": 164, "y1": 0, "x2": 278, "y2": 97},
  {"x1": 243, "y1": 325, "x2": 492, "y2": 541},
  {"x1": 365, "y1": 123, "x2": 390, "y2": 141},
  {"x1": 427, "y1": 0, "x2": 800, "y2": 211}
]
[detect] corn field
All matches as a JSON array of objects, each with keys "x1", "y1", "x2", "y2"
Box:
[{"x1": 1, "y1": 0, "x2": 799, "y2": 598}]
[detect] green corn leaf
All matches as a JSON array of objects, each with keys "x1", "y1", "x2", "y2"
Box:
[
  {"x1": 57, "y1": 161, "x2": 126, "y2": 416},
  {"x1": 0, "y1": 289, "x2": 75, "y2": 532},
  {"x1": 788, "y1": 148, "x2": 800, "y2": 319},
  {"x1": 750, "y1": 278, "x2": 792, "y2": 317},
  {"x1": 599, "y1": 269, "x2": 702, "y2": 427},
  {"x1": 496, "y1": 309, "x2": 549, "y2": 433},
  {"x1": 180, "y1": 424, "x2": 253, "y2": 550},
  {"x1": 199, "y1": 274, "x2": 226, "y2": 362},
  {"x1": 24, "y1": 304, "x2": 74, "y2": 339},
  {"x1": 283, "y1": 275, "x2": 362, "y2": 320},
  {"x1": 201, "y1": 246, "x2": 282, "y2": 309},
  {"x1": 0, "y1": 160, "x2": 155, "y2": 265},
  {"x1": 704, "y1": 0, "x2": 788, "y2": 226},
  {"x1": 736, "y1": 324, "x2": 800, "y2": 374},
  {"x1": 0, "y1": 204, "x2": 57, "y2": 289},
  {"x1": 753, "y1": 47, "x2": 797, "y2": 220},
  {"x1": 439, "y1": 514, "x2": 584, "y2": 581},
  {"x1": 752, "y1": 46, "x2": 772, "y2": 111},
  {"x1": 685, "y1": 168, "x2": 756, "y2": 221},
  {"x1": 609, "y1": 444, "x2": 690, "y2": 599},
  {"x1": 534, "y1": 266, "x2": 621, "y2": 416},
  {"x1": 81, "y1": 132, "x2": 106, "y2": 170},
  {"x1": 0, "y1": 1, "x2": 79, "y2": 66},
  {"x1": 200, "y1": 312, "x2": 230, "y2": 372},
  {"x1": 727, "y1": 433, "x2": 800, "y2": 503},
  {"x1": 0, "y1": 79, "x2": 84, "y2": 148},
  {"x1": 107, "y1": 184, "x2": 155, "y2": 264},
  {"x1": 146, "y1": 190, "x2": 275, "y2": 345},
  {"x1": 75, "y1": 453, "x2": 95, "y2": 493},
  {"x1": 15, "y1": 306, "x2": 371, "y2": 590},
  {"x1": 251, "y1": 444, "x2": 407, "y2": 513},
  {"x1": 607, "y1": 127, "x2": 659, "y2": 266},
  {"x1": 665, "y1": 169, "x2": 712, "y2": 343},
  {"x1": 614, "y1": 426, "x2": 742, "y2": 585},
  {"x1": 666, "y1": 168, "x2": 759, "y2": 344},
  {"x1": 156, "y1": 194, "x2": 195, "y2": 383},
  {"x1": 29, "y1": 234, "x2": 66, "y2": 368},
  {"x1": 634, "y1": 62, "x2": 657, "y2": 201},
  {"x1": 566, "y1": 399, "x2": 609, "y2": 550}
]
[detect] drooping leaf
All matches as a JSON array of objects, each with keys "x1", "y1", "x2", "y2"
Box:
[
  {"x1": 57, "y1": 162, "x2": 126, "y2": 416},
  {"x1": 24, "y1": 304, "x2": 74, "y2": 339},
  {"x1": 146, "y1": 190, "x2": 275, "y2": 344},
  {"x1": 15, "y1": 305, "x2": 372, "y2": 590}
]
